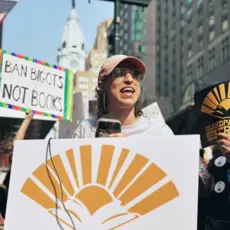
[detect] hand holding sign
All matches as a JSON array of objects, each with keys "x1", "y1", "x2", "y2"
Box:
[
  {"x1": 217, "y1": 133, "x2": 230, "y2": 158},
  {"x1": 25, "y1": 109, "x2": 34, "y2": 120}
]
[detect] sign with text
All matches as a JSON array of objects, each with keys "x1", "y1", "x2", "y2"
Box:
[
  {"x1": 5, "y1": 136, "x2": 199, "y2": 230},
  {"x1": 0, "y1": 50, "x2": 73, "y2": 121},
  {"x1": 194, "y1": 81, "x2": 230, "y2": 148}
]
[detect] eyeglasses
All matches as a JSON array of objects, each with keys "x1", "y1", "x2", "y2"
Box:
[{"x1": 112, "y1": 68, "x2": 144, "y2": 81}]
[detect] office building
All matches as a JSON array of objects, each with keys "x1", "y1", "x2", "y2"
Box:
[
  {"x1": 75, "y1": 19, "x2": 112, "y2": 98},
  {"x1": 156, "y1": 0, "x2": 230, "y2": 112},
  {"x1": 75, "y1": 19, "x2": 112, "y2": 118}
]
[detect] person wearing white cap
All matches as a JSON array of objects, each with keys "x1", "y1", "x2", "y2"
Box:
[{"x1": 73, "y1": 55, "x2": 173, "y2": 138}]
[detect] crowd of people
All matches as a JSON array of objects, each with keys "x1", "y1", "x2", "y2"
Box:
[{"x1": 0, "y1": 55, "x2": 230, "y2": 229}]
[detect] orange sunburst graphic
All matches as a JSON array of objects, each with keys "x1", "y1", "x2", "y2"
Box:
[
  {"x1": 21, "y1": 145, "x2": 179, "y2": 229},
  {"x1": 201, "y1": 83, "x2": 230, "y2": 119}
]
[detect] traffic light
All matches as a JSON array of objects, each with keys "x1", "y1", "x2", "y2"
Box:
[{"x1": 108, "y1": 34, "x2": 114, "y2": 55}]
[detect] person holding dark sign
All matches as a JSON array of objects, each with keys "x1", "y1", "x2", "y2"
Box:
[
  {"x1": 73, "y1": 55, "x2": 173, "y2": 138},
  {"x1": 193, "y1": 86, "x2": 230, "y2": 230}
]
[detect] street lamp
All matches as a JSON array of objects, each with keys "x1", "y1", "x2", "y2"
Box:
[{"x1": 89, "y1": 0, "x2": 152, "y2": 54}]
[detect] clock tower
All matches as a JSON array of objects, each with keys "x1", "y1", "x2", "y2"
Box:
[{"x1": 57, "y1": 0, "x2": 86, "y2": 73}]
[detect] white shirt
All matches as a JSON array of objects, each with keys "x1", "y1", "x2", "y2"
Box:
[{"x1": 73, "y1": 116, "x2": 173, "y2": 138}]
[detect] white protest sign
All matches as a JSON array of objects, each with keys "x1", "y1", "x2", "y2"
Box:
[
  {"x1": 5, "y1": 136, "x2": 200, "y2": 230},
  {"x1": 59, "y1": 92, "x2": 85, "y2": 138},
  {"x1": 0, "y1": 50, "x2": 73, "y2": 121},
  {"x1": 142, "y1": 102, "x2": 165, "y2": 122}
]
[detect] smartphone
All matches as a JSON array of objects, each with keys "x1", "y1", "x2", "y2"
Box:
[{"x1": 95, "y1": 118, "x2": 122, "y2": 138}]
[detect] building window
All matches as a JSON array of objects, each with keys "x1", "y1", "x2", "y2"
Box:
[
  {"x1": 62, "y1": 41, "x2": 66, "y2": 48},
  {"x1": 164, "y1": 79, "x2": 168, "y2": 97},
  {"x1": 181, "y1": 67, "x2": 184, "y2": 85},
  {"x1": 222, "y1": 19, "x2": 228, "y2": 32},
  {"x1": 79, "y1": 77, "x2": 88, "y2": 83},
  {"x1": 180, "y1": 5, "x2": 185, "y2": 17},
  {"x1": 222, "y1": 1, "x2": 228, "y2": 19},
  {"x1": 208, "y1": 47, "x2": 216, "y2": 71},
  {"x1": 187, "y1": 23, "x2": 192, "y2": 36},
  {"x1": 79, "y1": 84, "x2": 88, "y2": 89},
  {"x1": 221, "y1": 37, "x2": 229, "y2": 62},
  {"x1": 187, "y1": 8, "x2": 193, "y2": 20},
  {"x1": 198, "y1": 25, "x2": 203, "y2": 34},
  {"x1": 209, "y1": 30, "x2": 215, "y2": 42},
  {"x1": 132, "y1": 8, "x2": 144, "y2": 41},
  {"x1": 171, "y1": 28, "x2": 176, "y2": 39},
  {"x1": 172, "y1": 9, "x2": 176, "y2": 17},
  {"x1": 172, "y1": 0, "x2": 176, "y2": 7},
  {"x1": 139, "y1": 45, "x2": 145, "y2": 53},
  {"x1": 198, "y1": 10, "x2": 204, "y2": 23},
  {"x1": 197, "y1": 0, "x2": 203, "y2": 8},
  {"x1": 188, "y1": 0, "x2": 193, "y2": 5},
  {"x1": 209, "y1": 15, "x2": 215, "y2": 26},
  {"x1": 188, "y1": 49, "x2": 193, "y2": 59},
  {"x1": 198, "y1": 39, "x2": 204, "y2": 50},
  {"x1": 197, "y1": 56, "x2": 204, "y2": 78},
  {"x1": 209, "y1": 0, "x2": 214, "y2": 10},
  {"x1": 187, "y1": 65, "x2": 193, "y2": 81}
]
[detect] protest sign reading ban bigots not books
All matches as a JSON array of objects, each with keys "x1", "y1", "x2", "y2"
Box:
[{"x1": 0, "y1": 50, "x2": 73, "y2": 121}]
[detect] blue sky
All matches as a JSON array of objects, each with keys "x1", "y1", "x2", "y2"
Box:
[{"x1": 3, "y1": 0, "x2": 113, "y2": 65}]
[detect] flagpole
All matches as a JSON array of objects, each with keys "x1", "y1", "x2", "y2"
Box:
[{"x1": 72, "y1": 0, "x2": 75, "y2": 8}]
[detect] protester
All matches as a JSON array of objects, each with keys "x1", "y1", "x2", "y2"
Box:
[
  {"x1": 73, "y1": 56, "x2": 230, "y2": 230},
  {"x1": 73, "y1": 55, "x2": 173, "y2": 138},
  {"x1": 203, "y1": 144, "x2": 230, "y2": 230},
  {"x1": 0, "y1": 111, "x2": 34, "y2": 220}
]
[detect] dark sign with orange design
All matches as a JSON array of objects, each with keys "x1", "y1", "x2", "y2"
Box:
[{"x1": 194, "y1": 81, "x2": 230, "y2": 148}]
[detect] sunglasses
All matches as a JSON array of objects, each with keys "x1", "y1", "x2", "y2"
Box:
[{"x1": 112, "y1": 68, "x2": 144, "y2": 81}]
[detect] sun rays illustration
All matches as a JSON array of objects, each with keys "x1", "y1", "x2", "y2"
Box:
[
  {"x1": 21, "y1": 145, "x2": 179, "y2": 229},
  {"x1": 201, "y1": 83, "x2": 230, "y2": 119}
]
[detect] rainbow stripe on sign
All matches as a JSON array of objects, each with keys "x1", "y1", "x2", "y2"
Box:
[
  {"x1": 0, "y1": 102, "x2": 64, "y2": 120},
  {"x1": 0, "y1": 49, "x2": 73, "y2": 121},
  {"x1": 1, "y1": 50, "x2": 66, "y2": 71}
]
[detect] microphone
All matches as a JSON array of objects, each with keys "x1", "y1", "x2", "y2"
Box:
[{"x1": 95, "y1": 115, "x2": 122, "y2": 138}]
